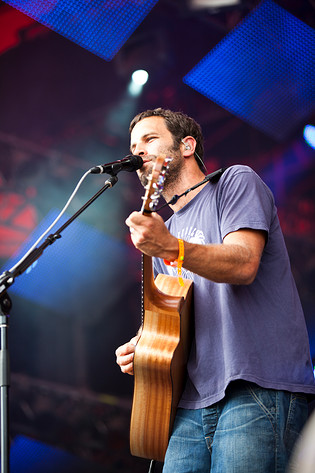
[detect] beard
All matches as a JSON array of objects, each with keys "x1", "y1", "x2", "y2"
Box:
[{"x1": 138, "y1": 144, "x2": 183, "y2": 193}]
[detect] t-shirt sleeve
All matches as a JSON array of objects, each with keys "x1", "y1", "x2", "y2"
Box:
[{"x1": 219, "y1": 166, "x2": 275, "y2": 239}]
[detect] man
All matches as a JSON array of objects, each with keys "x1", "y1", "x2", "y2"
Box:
[{"x1": 115, "y1": 108, "x2": 315, "y2": 472}]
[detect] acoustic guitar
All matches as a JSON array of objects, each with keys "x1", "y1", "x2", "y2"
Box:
[{"x1": 130, "y1": 155, "x2": 194, "y2": 462}]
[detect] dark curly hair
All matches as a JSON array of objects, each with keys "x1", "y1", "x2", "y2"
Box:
[{"x1": 129, "y1": 108, "x2": 205, "y2": 171}]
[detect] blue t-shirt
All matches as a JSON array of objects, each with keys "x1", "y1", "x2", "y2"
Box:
[{"x1": 154, "y1": 165, "x2": 315, "y2": 409}]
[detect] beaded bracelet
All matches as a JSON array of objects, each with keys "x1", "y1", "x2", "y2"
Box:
[{"x1": 163, "y1": 238, "x2": 185, "y2": 286}]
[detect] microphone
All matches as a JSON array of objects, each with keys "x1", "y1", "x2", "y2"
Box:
[{"x1": 90, "y1": 155, "x2": 143, "y2": 175}]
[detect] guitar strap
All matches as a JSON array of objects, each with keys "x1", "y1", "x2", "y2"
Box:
[{"x1": 156, "y1": 167, "x2": 227, "y2": 212}]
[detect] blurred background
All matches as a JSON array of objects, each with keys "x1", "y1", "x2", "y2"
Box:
[{"x1": 0, "y1": 0, "x2": 314, "y2": 471}]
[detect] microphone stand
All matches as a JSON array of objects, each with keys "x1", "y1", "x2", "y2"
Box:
[{"x1": 0, "y1": 174, "x2": 118, "y2": 473}]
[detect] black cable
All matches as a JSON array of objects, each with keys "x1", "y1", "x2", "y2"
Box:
[{"x1": 148, "y1": 459, "x2": 156, "y2": 472}]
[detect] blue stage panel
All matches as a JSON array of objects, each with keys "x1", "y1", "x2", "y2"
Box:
[
  {"x1": 184, "y1": 0, "x2": 315, "y2": 141},
  {"x1": 2, "y1": 209, "x2": 128, "y2": 316},
  {"x1": 10, "y1": 435, "x2": 105, "y2": 473},
  {"x1": 3, "y1": 0, "x2": 159, "y2": 60}
]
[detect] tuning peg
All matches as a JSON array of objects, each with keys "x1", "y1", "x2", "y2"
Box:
[{"x1": 149, "y1": 201, "x2": 158, "y2": 210}]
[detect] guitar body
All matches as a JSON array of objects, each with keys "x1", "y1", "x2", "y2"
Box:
[{"x1": 130, "y1": 255, "x2": 193, "y2": 462}]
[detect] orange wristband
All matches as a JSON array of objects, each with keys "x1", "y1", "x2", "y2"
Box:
[
  {"x1": 177, "y1": 238, "x2": 184, "y2": 286},
  {"x1": 163, "y1": 238, "x2": 184, "y2": 286}
]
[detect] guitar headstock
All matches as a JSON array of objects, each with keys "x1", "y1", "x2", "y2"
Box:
[{"x1": 141, "y1": 154, "x2": 172, "y2": 214}]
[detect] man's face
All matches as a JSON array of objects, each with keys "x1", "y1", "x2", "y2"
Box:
[{"x1": 130, "y1": 116, "x2": 183, "y2": 188}]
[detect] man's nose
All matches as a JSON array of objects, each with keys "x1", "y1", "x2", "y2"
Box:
[{"x1": 133, "y1": 144, "x2": 147, "y2": 156}]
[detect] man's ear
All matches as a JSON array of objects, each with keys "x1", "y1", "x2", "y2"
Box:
[{"x1": 181, "y1": 136, "x2": 196, "y2": 156}]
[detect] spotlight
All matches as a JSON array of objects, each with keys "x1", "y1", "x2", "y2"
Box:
[
  {"x1": 131, "y1": 69, "x2": 149, "y2": 86},
  {"x1": 303, "y1": 125, "x2": 315, "y2": 149},
  {"x1": 190, "y1": 0, "x2": 241, "y2": 9},
  {"x1": 128, "y1": 69, "x2": 149, "y2": 97}
]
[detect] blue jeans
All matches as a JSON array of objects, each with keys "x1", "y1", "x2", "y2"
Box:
[{"x1": 163, "y1": 381, "x2": 308, "y2": 473}]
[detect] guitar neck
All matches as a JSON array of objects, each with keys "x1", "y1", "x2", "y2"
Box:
[{"x1": 139, "y1": 154, "x2": 175, "y2": 315}]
